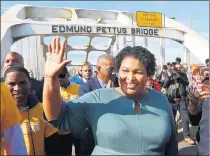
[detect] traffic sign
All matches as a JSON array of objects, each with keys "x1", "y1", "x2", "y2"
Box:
[{"x1": 136, "y1": 11, "x2": 163, "y2": 28}]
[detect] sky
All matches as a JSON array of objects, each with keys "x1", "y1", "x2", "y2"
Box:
[{"x1": 1, "y1": 1, "x2": 209, "y2": 65}]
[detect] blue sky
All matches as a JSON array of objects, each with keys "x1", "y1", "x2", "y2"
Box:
[{"x1": 1, "y1": 1, "x2": 209, "y2": 65}]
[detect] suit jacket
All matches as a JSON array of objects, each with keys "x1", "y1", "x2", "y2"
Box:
[
  {"x1": 30, "y1": 78, "x2": 43, "y2": 102},
  {"x1": 79, "y1": 77, "x2": 102, "y2": 96},
  {"x1": 79, "y1": 76, "x2": 119, "y2": 96},
  {"x1": 114, "y1": 77, "x2": 119, "y2": 87}
]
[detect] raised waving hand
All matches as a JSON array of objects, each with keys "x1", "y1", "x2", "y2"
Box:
[{"x1": 45, "y1": 36, "x2": 71, "y2": 78}]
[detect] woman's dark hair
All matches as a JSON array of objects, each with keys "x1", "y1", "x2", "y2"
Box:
[
  {"x1": 4, "y1": 66, "x2": 31, "y2": 81},
  {"x1": 115, "y1": 46, "x2": 156, "y2": 76}
]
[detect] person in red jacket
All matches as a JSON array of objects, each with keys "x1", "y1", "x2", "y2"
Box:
[{"x1": 147, "y1": 76, "x2": 161, "y2": 92}]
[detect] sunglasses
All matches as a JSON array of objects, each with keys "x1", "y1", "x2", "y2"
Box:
[{"x1": 58, "y1": 74, "x2": 66, "y2": 79}]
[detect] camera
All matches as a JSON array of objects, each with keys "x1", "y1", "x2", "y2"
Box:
[
  {"x1": 167, "y1": 96, "x2": 176, "y2": 104},
  {"x1": 147, "y1": 80, "x2": 155, "y2": 89},
  {"x1": 172, "y1": 70, "x2": 176, "y2": 74},
  {"x1": 171, "y1": 69, "x2": 177, "y2": 76}
]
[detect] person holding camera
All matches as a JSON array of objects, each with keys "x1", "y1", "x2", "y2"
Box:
[
  {"x1": 162, "y1": 64, "x2": 195, "y2": 145},
  {"x1": 156, "y1": 65, "x2": 168, "y2": 88}
]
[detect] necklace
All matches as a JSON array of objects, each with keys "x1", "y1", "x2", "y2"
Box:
[
  {"x1": 115, "y1": 88, "x2": 150, "y2": 115},
  {"x1": 132, "y1": 89, "x2": 150, "y2": 115},
  {"x1": 133, "y1": 99, "x2": 142, "y2": 115}
]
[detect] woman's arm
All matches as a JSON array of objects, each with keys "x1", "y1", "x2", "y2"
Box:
[
  {"x1": 43, "y1": 36, "x2": 71, "y2": 120},
  {"x1": 3, "y1": 124, "x2": 27, "y2": 155},
  {"x1": 187, "y1": 99, "x2": 202, "y2": 126},
  {"x1": 43, "y1": 76, "x2": 63, "y2": 120},
  {"x1": 43, "y1": 89, "x2": 100, "y2": 138},
  {"x1": 188, "y1": 90, "x2": 209, "y2": 115},
  {"x1": 43, "y1": 36, "x2": 103, "y2": 137},
  {"x1": 187, "y1": 90, "x2": 209, "y2": 126}
]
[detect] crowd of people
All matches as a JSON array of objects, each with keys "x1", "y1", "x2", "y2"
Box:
[{"x1": 1, "y1": 36, "x2": 209, "y2": 156}]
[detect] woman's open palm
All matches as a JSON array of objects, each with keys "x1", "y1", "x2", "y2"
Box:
[{"x1": 45, "y1": 36, "x2": 71, "y2": 78}]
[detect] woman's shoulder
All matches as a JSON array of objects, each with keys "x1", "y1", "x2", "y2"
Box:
[
  {"x1": 72, "y1": 88, "x2": 121, "y2": 104},
  {"x1": 148, "y1": 89, "x2": 168, "y2": 104},
  {"x1": 149, "y1": 89, "x2": 165, "y2": 98},
  {"x1": 148, "y1": 89, "x2": 171, "y2": 112},
  {"x1": 96, "y1": 87, "x2": 118, "y2": 92},
  {"x1": 88, "y1": 88, "x2": 120, "y2": 99}
]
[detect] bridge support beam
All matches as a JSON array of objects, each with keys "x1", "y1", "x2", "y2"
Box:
[
  {"x1": 160, "y1": 38, "x2": 165, "y2": 70},
  {"x1": 116, "y1": 35, "x2": 120, "y2": 54},
  {"x1": 132, "y1": 36, "x2": 136, "y2": 47},
  {"x1": 1, "y1": 28, "x2": 13, "y2": 67},
  {"x1": 123, "y1": 36, "x2": 126, "y2": 47},
  {"x1": 144, "y1": 37, "x2": 148, "y2": 48},
  {"x1": 184, "y1": 46, "x2": 191, "y2": 69}
]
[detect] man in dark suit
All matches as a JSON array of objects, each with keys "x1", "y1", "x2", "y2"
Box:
[
  {"x1": 79, "y1": 54, "x2": 117, "y2": 155},
  {"x1": 29, "y1": 71, "x2": 43, "y2": 102}
]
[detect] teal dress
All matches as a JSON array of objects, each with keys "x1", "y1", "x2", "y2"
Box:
[{"x1": 44, "y1": 88, "x2": 178, "y2": 155}]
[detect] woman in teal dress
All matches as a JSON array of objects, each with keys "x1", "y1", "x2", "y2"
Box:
[{"x1": 43, "y1": 36, "x2": 178, "y2": 155}]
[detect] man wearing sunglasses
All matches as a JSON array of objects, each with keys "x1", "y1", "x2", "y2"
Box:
[
  {"x1": 78, "y1": 54, "x2": 116, "y2": 156},
  {"x1": 58, "y1": 66, "x2": 81, "y2": 155},
  {"x1": 59, "y1": 67, "x2": 79, "y2": 100}
]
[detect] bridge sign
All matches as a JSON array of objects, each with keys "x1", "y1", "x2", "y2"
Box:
[
  {"x1": 136, "y1": 11, "x2": 163, "y2": 28},
  {"x1": 52, "y1": 25, "x2": 159, "y2": 37}
]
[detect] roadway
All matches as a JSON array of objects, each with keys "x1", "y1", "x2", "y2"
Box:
[{"x1": 177, "y1": 117, "x2": 198, "y2": 155}]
